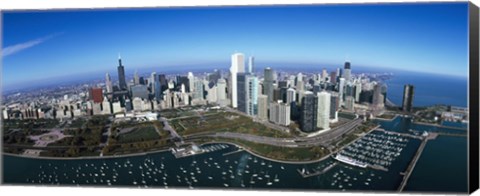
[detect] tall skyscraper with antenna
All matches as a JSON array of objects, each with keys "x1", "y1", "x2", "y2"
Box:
[{"x1": 117, "y1": 54, "x2": 127, "y2": 90}]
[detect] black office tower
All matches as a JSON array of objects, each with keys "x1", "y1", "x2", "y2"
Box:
[
  {"x1": 300, "y1": 92, "x2": 317, "y2": 133},
  {"x1": 402, "y1": 84, "x2": 414, "y2": 112},
  {"x1": 117, "y1": 56, "x2": 127, "y2": 90}
]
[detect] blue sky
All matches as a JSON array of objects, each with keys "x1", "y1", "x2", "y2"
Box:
[{"x1": 2, "y1": 2, "x2": 469, "y2": 88}]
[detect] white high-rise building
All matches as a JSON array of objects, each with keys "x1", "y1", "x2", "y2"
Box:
[
  {"x1": 317, "y1": 91, "x2": 331, "y2": 130},
  {"x1": 355, "y1": 82, "x2": 362, "y2": 103},
  {"x1": 269, "y1": 100, "x2": 291, "y2": 126},
  {"x1": 296, "y1": 80, "x2": 305, "y2": 105},
  {"x1": 345, "y1": 96, "x2": 355, "y2": 111},
  {"x1": 257, "y1": 94, "x2": 268, "y2": 120},
  {"x1": 102, "y1": 97, "x2": 111, "y2": 114},
  {"x1": 297, "y1": 72, "x2": 303, "y2": 82},
  {"x1": 207, "y1": 84, "x2": 218, "y2": 103},
  {"x1": 132, "y1": 97, "x2": 143, "y2": 112},
  {"x1": 181, "y1": 84, "x2": 186, "y2": 94},
  {"x1": 230, "y1": 53, "x2": 245, "y2": 108},
  {"x1": 112, "y1": 101, "x2": 123, "y2": 114},
  {"x1": 188, "y1": 72, "x2": 195, "y2": 92},
  {"x1": 248, "y1": 56, "x2": 255, "y2": 74},
  {"x1": 217, "y1": 78, "x2": 227, "y2": 100},
  {"x1": 92, "y1": 103, "x2": 102, "y2": 115},
  {"x1": 338, "y1": 78, "x2": 346, "y2": 106},
  {"x1": 134, "y1": 70, "x2": 140, "y2": 85},
  {"x1": 2, "y1": 109, "x2": 8, "y2": 120},
  {"x1": 322, "y1": 68, "x2": 328, "y2": 82},
  {"x1": 286, "y1": 88, "x2": 296, "y2": 104},
  {"x1": 105, "y1": 73, "x2": 113, "y2": 93}
]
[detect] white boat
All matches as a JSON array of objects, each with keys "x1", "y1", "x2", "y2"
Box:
[{"x1": 333, "y1": 154, "x2": 368, "y2": 168}]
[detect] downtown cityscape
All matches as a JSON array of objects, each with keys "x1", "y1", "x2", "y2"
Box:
[{"x1": 1, "y1": 2, "x2": 471, "y2": 194}]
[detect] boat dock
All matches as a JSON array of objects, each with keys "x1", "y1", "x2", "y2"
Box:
[
  {"x1": 397, "y1": 132, "x2": 438, "y2": 191},
  {"x1": 222, "y1": 148, "x2": 244, "y2": 156},
  {"x1": 298, "y1": 162, "x2": 339, "y2": 178},
  {"x1": 368, "y1": 164, "x2": 389, "y2": 172},
  {"x1": 376, "y1": 128, "x2": 423, "y2": 140}
]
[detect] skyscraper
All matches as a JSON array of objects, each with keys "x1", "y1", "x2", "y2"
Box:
[
  {"x1": 246, "y1": 74, "x2": 258, "y2": 116},
  {"x1": 402, "y1": 84, "x2": 415, "y2": 112},
  {"x1": 206, "y1": 82, "x2": 218, "y2": 103},
  {"x1": 257, "y1": 94, "x2": 269, "y2": 121},
  {"x1": 338, "y1": 78, "x2": 346, "y2": 105},
  {"x1": 248, "y1": 56, "x2": 255, "y2": 74},
  {"x1": 134, "y1": 70, "x2": 140, "y2": 85},
  {"x1": 286, "y1": 88, "x2": 296, "y2": 104},
  {"x1": 188, "y1": 72, "x2": 195, "y2": 93},
  {"x1": 296, "y1": 79, "x2": 305, "y2": 105},
  {"x1": 159, "y1": 74, "x2": 168, "y2": 92},
  {"x1": 330, "y1": 92, "x2": 339, "y2": 122},
  {"x1": 330, "y1": 71, "x2": 337, "y2": 85},
  {"x1": 344, "y1": 61, "x2": 351, "y2": 82},
  {"x1": 175, "y1": 76, "x2": 190, "y2": 92},
  {"x1": 317, "y1": 91, "x2": 331, "y2": 130},
  {"x1": 300, "y1": 91, "x2": 317, "y2": 133},
  {"x1": 230, "y1": 53, "x2": 245, "y2": 108},
  {"x1": 105, "y1": 73, "x2": 113, "y2": 93},
  {"x1": 263, "y1": 67, "x2": 274, "y2": 102},
  {"x1": 117, "y1": 55, "x2": 127, "y2": 90},
  {"x1": 322, "y1": 68, "x2": 328, "y2": 83},
  {"x1": 217, "y1": 78, "x2": 227, "y2": 100},
  {"x1": 269, "y1": 100, "x2": 291, "y2": 126},
  {"x1": 131, "y1": 85, "x2": 149, "y2": 100},
  {"x1": 372, "y1": 83, "x2": 385, "y2": 113},
  {"x1": 355, "y1": 82, "x2": 362, "y2": 103},
  {"x1": 208, "y1": 69, "x2": 221, "y2": 84},
  {"x1": 237, "y1": 73, "x2": 247, "y2": 113},
  {"x1": 193, "y1": 79, "x2": 204, "y2": 100},
  {"x1": 89, "y1": 87, "x2": 103, "y2": 103},
  {"x1": 345, "y1": 96, "x2": 355, "y2": 111}
]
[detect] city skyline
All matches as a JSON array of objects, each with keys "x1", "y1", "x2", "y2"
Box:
[{"x1": 2, "y1": 2, "x2": 469, "y2": 87}]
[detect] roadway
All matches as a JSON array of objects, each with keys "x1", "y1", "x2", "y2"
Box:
[{"x1": 183, "y1": 117, "x2": 363, "y2": 148}]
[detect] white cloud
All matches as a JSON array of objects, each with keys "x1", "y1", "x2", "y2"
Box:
[{"x1": 2, "y1": 32, "x2": 63, "y2": 57}]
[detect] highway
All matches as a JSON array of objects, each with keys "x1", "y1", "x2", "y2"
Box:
[{"x1": 183, "y1": 117, "x2": 363, "y2": 148}]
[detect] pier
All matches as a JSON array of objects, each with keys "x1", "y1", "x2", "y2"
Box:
[
  {"x1": 397, "y1": 132, "x2": 438, "y2": 191},
  {"x1": 298, "y1": 162, "x2": 339, "y2": 178},
  {"x1": 222, "y1": 149, "x2": 244, "y2": 156},
  {"x1": 368, "y1": 164, "x2": 389, "y2": 172},
  {"x1": 376, "y1": 128, "x2": 423, "y2": 140}
]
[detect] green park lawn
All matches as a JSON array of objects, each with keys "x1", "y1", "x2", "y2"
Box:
[{"x1": 116, "y1": 125, "x2": 160, "y2": 143}]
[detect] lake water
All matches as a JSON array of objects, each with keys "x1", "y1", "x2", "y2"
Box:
[
  {"x1": 2, "y1": 116, "x2": 468, "y2": 193},
  {"x1": 383, "y1": 71, "x2": 468, "y2": 107}
]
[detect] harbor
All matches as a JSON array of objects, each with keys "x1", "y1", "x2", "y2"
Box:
[
  {"x1": 2, "y1": 117, "x2": 467, "y2": 192},
  {"x1": 334, "y1": 129, "x2": 415, "y2": 172}
]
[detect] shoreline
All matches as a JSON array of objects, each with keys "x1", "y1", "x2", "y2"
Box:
[
  {"x1": 201, "y1": 140, "x2": 332, "y2": 165},
  {"x1": 412, "y1": 120, "x2": 467, "y2": 131},
  {"x1": 2, "y1": 147, "x2": 171, "y2": 160},
  {"x1": 3, "y1": 121, "x2": 382, "y2": 163},
  {"x1": 374, "y1": 115, "x2": 467, "y2": 131}
]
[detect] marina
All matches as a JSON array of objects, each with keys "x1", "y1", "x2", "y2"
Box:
[
  {"x1": 335, "y1": 129, "x2": 416, "y2": 173},
  {"x1": 2, "y1": 117, "x2": 467, "y2": 192}
]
